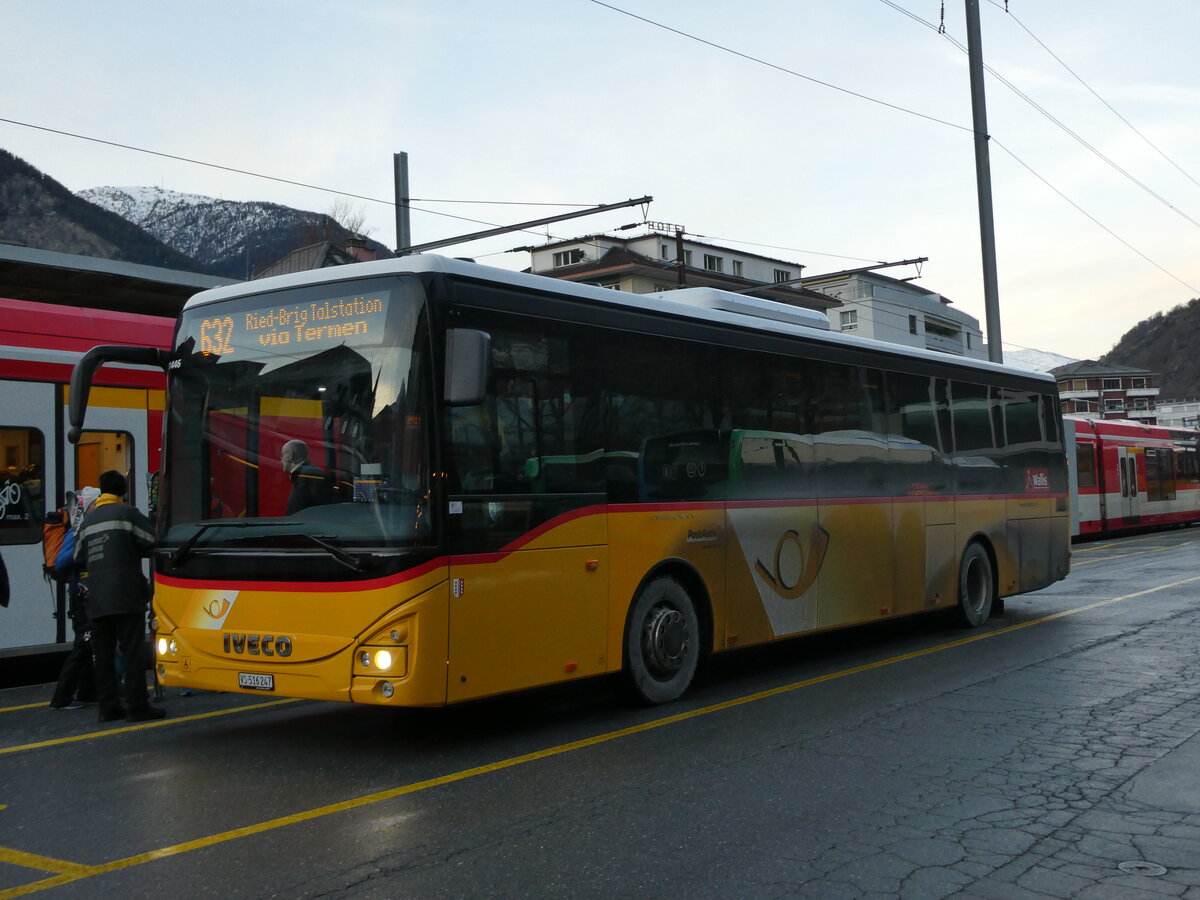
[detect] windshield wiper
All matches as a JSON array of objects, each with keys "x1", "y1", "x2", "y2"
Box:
[
  {"x1": 167, "y1": 520, "x2": 292, "y2": 569},
  {"x1": 299, "y1": 533, "x2": 366, "y2": 573},
  {"x1": 166, "y1": 521, "x2": 366, "y2": 573}
]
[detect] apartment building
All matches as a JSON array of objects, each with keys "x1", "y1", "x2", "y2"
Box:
[
  {"x1": 804, "y1": 269, "x2": 986, "y2": 360},
  {"x1": 1050, "y1": 360, "x2": 1159, "y2": 422}
]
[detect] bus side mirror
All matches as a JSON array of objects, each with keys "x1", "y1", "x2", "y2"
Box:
[
  {"x1": 69, "y1": 345, "x2": 173, "y2": 443},
  {"x1": 444, "y1": 329, "x2": 490, "y2": 406}
]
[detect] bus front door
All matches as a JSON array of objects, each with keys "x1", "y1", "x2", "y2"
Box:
[{"x1": 446, "y1": 495, "x2": 609, "y2": 702}]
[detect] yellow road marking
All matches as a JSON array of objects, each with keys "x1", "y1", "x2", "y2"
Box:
[
  {"x1": 0, "y1": 703, "x2": 50, "y2": 714},
  {"x1": 1072, "y1": 544, "x2": 1179, "y2": 566},
  {"x1": 0, "y1": 699, "x2": 299, "y2": 757},
  {"x1": 4, "y1": 575, "x2": 1198, "y2": 897},
  {"x1": 0, "y1": 848, "x2": 95, "y2": 877},
  {"x1": 1074, "y1": 532, "x2": 1200, "y2": 554}
]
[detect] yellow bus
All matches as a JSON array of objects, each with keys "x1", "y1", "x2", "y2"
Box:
[{"x1": 69, "y1": 255, "x2": 1070, "y2": 706}]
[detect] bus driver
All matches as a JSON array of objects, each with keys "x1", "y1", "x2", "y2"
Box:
[{"x1": 280, "y1": 439, "x2": 332, "y2": 514}]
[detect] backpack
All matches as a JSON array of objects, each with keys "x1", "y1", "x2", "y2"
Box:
[
  {"x1": 54, "y1": 526, "x2": 77, "y2": 578},
  {"x1": 41, "y1": 509, "x2": 69, "y2": 582}
]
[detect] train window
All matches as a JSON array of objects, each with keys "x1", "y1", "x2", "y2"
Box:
[
  {"x1": 0, "y1": 427, "x2": 46, "y2": 544},
  {"x1": 1145, "y1": 448, "x2": 1177, "y2": 502},
  {"x1": 1075, "y1": 443, "x2": 1097, "y2": 488},
  {"x1": 1180, "y1": 449, "x2": 1199, "y2": 481}
]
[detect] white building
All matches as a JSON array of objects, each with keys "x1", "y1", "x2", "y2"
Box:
[
  {"x1": 527, "y1": 231, "x2": 987, "y2": 360},
  {"x1": 1154, "y1": 400, "x2": 1200, "y2": 428},
  {"x1": 526, "y1": 231, "x2": 840, "y2": 313},
  {"x1": 804, "y1": 269, "x2": 987, "y2": 360}
]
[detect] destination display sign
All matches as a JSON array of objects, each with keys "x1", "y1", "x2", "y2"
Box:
[{"x1": 190, "y1": 289, "x2": 391, "y2": 359}]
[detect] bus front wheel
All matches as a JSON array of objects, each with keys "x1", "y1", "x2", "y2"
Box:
[
  {"x1": 624, "y1": 576, "x2": 700, "y2": 705},
  {"x1": 956, "y1": 542, "x2": 994, "y2": 628}
]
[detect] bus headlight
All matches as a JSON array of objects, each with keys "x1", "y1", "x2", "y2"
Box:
[
  {"x1": 374, "y1": 650, "x2": 393, "y2": 671},
  {"x1": 156, "y1": 637, "x2": 177, "y2": 656},
  {"x1": 157, "y1": 637, "x2": 169, "y2": 656}
]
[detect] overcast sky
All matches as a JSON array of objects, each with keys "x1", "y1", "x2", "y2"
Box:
[{"x1": 3, "y1": 1, "x2": 1198, "y2": 361}]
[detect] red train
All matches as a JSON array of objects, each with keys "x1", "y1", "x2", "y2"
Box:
[{"x1": 1065, "y1": 415, "x2": 1200, "y2": 538}]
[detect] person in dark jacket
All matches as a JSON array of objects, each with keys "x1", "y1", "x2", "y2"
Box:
[
  {"x1": 74, "y1": 470, "x2": 164, "y2": 722},
  {"x1": 48, "y1": 499, "x2": 97, "y2": 710},
  {"x1": 281, "y1": 439, "x2": 332, "y2": 514}
]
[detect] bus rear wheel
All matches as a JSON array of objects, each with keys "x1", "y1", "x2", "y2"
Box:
[
  {"x1": 624, "y1": 576, "x2": 700, "y2": 705},
  {"x1": 955, "y1": 542, "x2": 994, "y2": 628}
]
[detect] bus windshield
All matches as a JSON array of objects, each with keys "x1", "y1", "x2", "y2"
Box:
[{"x1": 161, "y1": 275, "x2": 432, "y2": 577}]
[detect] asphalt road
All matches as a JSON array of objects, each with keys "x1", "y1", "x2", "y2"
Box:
[{"x1": 3, "y1": 529, "x2": 1200, "y2": 899}]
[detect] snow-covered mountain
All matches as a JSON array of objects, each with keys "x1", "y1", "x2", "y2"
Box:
[
  {"x1": 1002, "y1": 348, "x2": 1077, "y2": 373},
  {"x1": 78, "y1": 186, "x2": 389, "y2": 279}
]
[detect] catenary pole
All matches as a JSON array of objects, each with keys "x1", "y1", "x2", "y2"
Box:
[
  {"x1": 964, "y1": 0, "x2": 1003, "y2": 363},
  {"x1": 394, "y1": 152, "x2": 411, "y2": 254}
]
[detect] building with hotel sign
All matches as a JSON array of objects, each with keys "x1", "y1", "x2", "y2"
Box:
[{"x1": 525, "y1": 229, "x2": 987, "y2": 360}]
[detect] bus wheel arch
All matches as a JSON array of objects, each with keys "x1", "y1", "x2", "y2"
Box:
[
  {"x1": 955, "y1": 537, "x2": 997, "y2": 628},
  {"x1": 622, "y1": 561, "x2": 711, "y2": 705}
]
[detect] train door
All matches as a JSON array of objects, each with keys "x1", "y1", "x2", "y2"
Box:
[
  {"x1": 1116, "y1": 446, "x2": 1138, "y2": 525},
  {"x1": 0, "y1": 408, "x2": 54, "y2": 654},
  {"x1": 74, "y1": 430, "x2": 135, "y2": 500}
]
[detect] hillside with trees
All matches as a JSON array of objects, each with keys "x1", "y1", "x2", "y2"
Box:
[
  {"x1": 0, "y1": 149, "x2": 213, "y2": 272},
  {"x1": 1102, "y1": 297, "x2": 1200, "y2": 400}
]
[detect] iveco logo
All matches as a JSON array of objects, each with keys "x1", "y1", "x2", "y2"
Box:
[{"x1": 223, "y1": 633, "x2": 293, "y2": 657}]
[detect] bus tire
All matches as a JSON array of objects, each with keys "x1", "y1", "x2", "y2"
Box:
[
  {"x1": 624, "y1": 576, "x2": 700, "y2": 705},
  {"x1": 955, "y1": 542, "x2": 994, "y2": 628}
]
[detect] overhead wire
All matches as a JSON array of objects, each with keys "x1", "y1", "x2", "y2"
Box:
[
  {"x1": 872, "y1": 1, "x2": 1196, "y2": 292},
  {"x1": 589, "y1": 0, "x2": 1196, "y2": 292},
  {"x1": 1, "y1": 114, "x2": 905, "y2": 267},
  {"x1": 585, "y1": 0, "x2": 972, "y2": 134},
  {"x1": 0, "y1": 116, "x2": 591, "y2": 231},
  {"x1": 982, "y1": 0, "x2": 1200, "y2": 192},
  {"x1": 883, "y1": 3, "x2": 1200, "y2": 231}
]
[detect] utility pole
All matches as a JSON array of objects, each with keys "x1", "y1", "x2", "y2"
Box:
[
  {"x1": 643, "y1": 222, "x2": 688, "y2": 286},
  {"x1": 964, "y1": 0, "x2": 1003, "y2": 364},
  {"x1": 675, "y1": 227, "x2": 686, "y2": 287},
  {"x1": 394, "y1": 152, "x2": 411, "y2": 254}
]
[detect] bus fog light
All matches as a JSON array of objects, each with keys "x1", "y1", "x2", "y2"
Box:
[
  {"x1": 380, "y1": 681, "x2": 395, "y2": 699},
  {"x1": 359, "y1": 650, "x2": 371, "y2": 667},
  {"x1": 157, "y1": 664, "x2": 166, "y2": 680},
  {"x1": 157, "y1": 637, "x2": 169, "y2": 656},
  {"x1": 374, "y1": 650, "x2": 393, "y2": 671}
]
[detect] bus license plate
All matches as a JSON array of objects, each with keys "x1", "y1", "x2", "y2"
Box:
[{"x1": 238, "y1": 672, "x2": 274, "y2": 691}]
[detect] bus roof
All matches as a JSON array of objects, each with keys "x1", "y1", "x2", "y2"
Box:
[{"x1": 182, "y1": 254, "x2": 1054, "y2": 386}]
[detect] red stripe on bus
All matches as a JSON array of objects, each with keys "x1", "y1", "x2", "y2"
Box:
[{"x1": 154, "y1": 556, "x2": 447, "y2": 593}]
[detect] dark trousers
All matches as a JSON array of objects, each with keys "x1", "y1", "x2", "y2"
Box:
[
  {"x1": 91, "y1": 611, "x2": 150, "y2": 714},
  {"x1": 50, "y1": 618, "x2": 95, "y2": 707}
]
